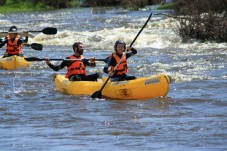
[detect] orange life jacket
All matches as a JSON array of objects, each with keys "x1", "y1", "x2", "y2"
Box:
[
  {"x1": 6, "y1": 35, "x2": 22, "y2": 55},
  {"x1": 110, "y1": 52, "x2": 128, "y2": 75},
  {"x1": 65, "y1": 55, "x2": 87, "y2": 78}
]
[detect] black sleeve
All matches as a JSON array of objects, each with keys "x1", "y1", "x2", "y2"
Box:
[
  {"x1": 103, "y1": 66, "x2": 109, "y2": 74},
  {"x1": 0, "y1": 37, "x2": 7, "y2": 48},
  {"x1": 131, "y1": 47, "x2": 137, "y2": 54},
  {"x1": 18, "y1": 36, "x2": 28, "y2": 46},
  {"x1": 23, "y1": 36, "x2": 28, "y2": 43},
  {"x1": 103, "y1": 55, "x2": 116, "y2": 74},
  {"x1": 126, "y1": 47, "x2": 137, "y2": 59},
  {"x1": 47, "y1": 58, "x2": 69, "y2": 71},
  {"x1": 109, "y1": 57, "x2": 117, "y2": 67}
]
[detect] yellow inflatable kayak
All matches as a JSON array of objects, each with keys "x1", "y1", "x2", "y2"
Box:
[
  {"x1": 0, "y1": 55, "x2": 31, "y2": 70},
  {"x1": 54, "y1": 74, "x2": 170, "y2": 100}
]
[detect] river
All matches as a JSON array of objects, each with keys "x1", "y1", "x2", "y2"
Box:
[{"x1": 0, "y1": 7, "x2": 226, "y2": 151}]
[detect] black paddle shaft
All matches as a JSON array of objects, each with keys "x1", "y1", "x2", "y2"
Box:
[
  {"x1": 130, "y1": 12, "x2": 153, "y2": 47},
  {"x1": 91, "y1": 12, "x2": 153, "y2": 99},
  {"x1": 91, "y1": 76, "x2": 111, "y2": 99},
  {"x1": 24, "y1": 57, "x2": 107, "y2": 62}
]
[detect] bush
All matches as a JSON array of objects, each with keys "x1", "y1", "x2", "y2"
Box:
[
  {"x1": 41, "y1": 0, "x2": 74, "y2": 8},
  {"x1": 84, "y1": 0, "x2": 162, "y2": 9},
  {"x1": 173, "y1": 0, "x2": 227, "y2": 42}
]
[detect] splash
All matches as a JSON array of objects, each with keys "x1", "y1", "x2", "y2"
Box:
[{"x1": 28, "y1": 17, "x2": 227, "y2": 50}]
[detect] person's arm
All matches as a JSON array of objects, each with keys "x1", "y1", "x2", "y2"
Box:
[
  {"x1": 18, "y1": 32, "x2": 28, "y2": 46},
  {"x1": 126, "y1": 47, "x2": 137, "y2": 59},
  {"x1": 46, "y1": 58, "x2": 69, "y2": 71},
  {"x1": 0, "y1": 37, "x2": 7, "y2": 48},
  {"x1": 47, "y1": 62, "x2": 63, "y2": 71},
  {"x1": 103, "y1": 57, "x2": 111, "y2": 74},
  {"x1": 103, "y1": 56, "x2": 116, "y2": 74},
  {"x1": 23, "y1": 36, "x2": 28, "y2": 43},
  {"x1": 22, "y1": 32, "x2": 28, "y2": 43}
]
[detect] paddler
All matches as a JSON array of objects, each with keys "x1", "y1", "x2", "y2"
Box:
[
  {"x1": 46, "y1": 42, "x2": 102, "y2": 81},
  {"x1": 0, "y1": 26, "x2": 28, "y2": 57},
  {"x1": 103, "y1": 40, "x2": 137, "y2": 81}
]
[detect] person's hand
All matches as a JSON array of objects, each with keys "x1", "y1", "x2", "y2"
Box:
[
  {"x1": 127, "y1": 46, "x2": 131, "y2": 52},
  {"x1": 23, "y1": 31, "x2": 28, "y2": 37},
  {"x1": 0, "y1": 32, "x2": 6, "y2": 38},
  {"x1": 45, "y1": 58, "x2": 50, "y2": 65},
  {"x1": 109, "y1": 71, "x2": 114, "y2": 76},
  {"x1": 89, "y1": 57, "x2": 95, "y2": 63},
  {"x1": 103, "y1": 67, "x2": 109, "y2": 74}
]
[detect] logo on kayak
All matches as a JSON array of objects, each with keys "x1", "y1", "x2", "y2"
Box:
[
  {"x1": 112, "y1": 81, "x2": 129, "y2": 86},
  {"x1": 145, "y1": 77, "x2": 160, "y2": 85},
  {"x1": 62, "y1": 80, "x2": 70, "y2": 86},
  {"x1": 118, "y1": 89, "x2": 130, "y2": 97},
  {"x1": 6, "y1": 58, "x2": 13, "y2": 62}
]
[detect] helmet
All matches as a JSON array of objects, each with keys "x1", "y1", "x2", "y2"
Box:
[
  {"x1": 8, "y1": 26, "x2": 18, "y2": 33},
  {"x1": 114, "y1": 40, "x2": 126, "y2": 51}
]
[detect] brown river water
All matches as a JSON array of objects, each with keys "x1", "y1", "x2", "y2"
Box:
[{"x1": 0, "y1": 7, "x2": 226, "y2": 151}]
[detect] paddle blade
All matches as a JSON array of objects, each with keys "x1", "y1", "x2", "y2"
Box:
[
  {"x1": 91, "y1": 91, "x2": 102, "y2": 99},
  {"x1": 30, "y1": 43, "x2": 43, "y2": 51},
  {"x1": 42, "y1": 27, "x2": 57, "y2": 35}
]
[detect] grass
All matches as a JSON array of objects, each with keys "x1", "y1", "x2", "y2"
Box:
[
  {"x1": 157, "y1": 3, "x2": 175, "y2": 10},
  {"x1": 0, "y1": 0, "x2": 52, "y2": 14}
]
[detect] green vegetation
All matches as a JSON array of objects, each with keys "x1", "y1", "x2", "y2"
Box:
[
  {"x1": 83, "y1": 0, "x2": 162, "y2": 8},
  {"x1": 157, "y1": 3, "x2": 174, "y2": 10},
  {"x1": 0, "y1": 0, "x2": 48, "y2": 14},
  {"x1": 0, "y1": 0, "x2": 164, "y2": 14},
  {"x1": 0, "y1": 0, "x2": 81, "y2": 14},
  {"x1": 173, "y1": 0, "x2": 227, "y2": 42}
]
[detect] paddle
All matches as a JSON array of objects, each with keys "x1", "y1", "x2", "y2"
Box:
[
  {"x1": 91, "y1": 12, "x2": 153, "y2": 99},
  {"x1": 24, "y1": 43, "x2": 43, "y2": 51},
  {"x1": 1, "y1": 27, "x2": 57, "y2": 35},
  {"x1": 28, "y1": 27, "x2": 57, "y2": 35},
  {"x1": 24, "y1": 57, "x2": 108, "y2": 62}
]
